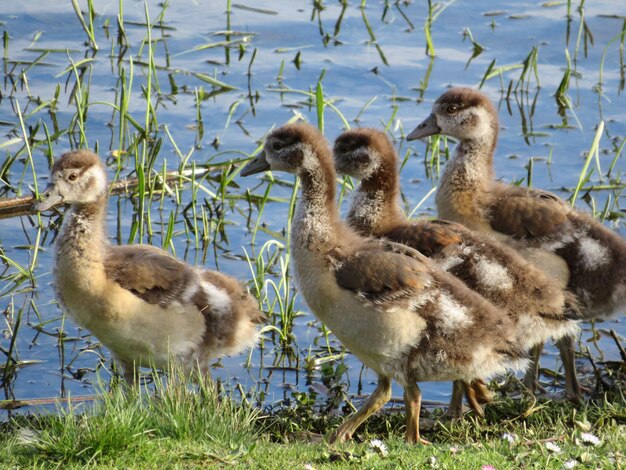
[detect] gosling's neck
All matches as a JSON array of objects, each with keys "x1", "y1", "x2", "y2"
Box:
[
  {"x1": 292, "y1": 158, "x2": 344, "y2": 253},
  {"x1": 348, "y1": 164, "x2": 406, "y2": 237},
  {"x1": 447, "y1": 132, "x2": 496, "y2": 185},
  {"x1": 57, "y1": 194, "x2": 108, "y2": 263},
  {"x1": 436, "y1": 126, "x2": 498, "y2": 225}
]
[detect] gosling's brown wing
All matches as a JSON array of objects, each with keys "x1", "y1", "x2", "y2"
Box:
[
  {"x1": 489, "y1": 185, "x2": 570, "y2": 239},
  {"x1": 104, "y1": 245, "x2": 196, "y2": 306},
  {"x1": 385, "y1": 220, "x2": 463, "y2": 256},
  {"x1": 333, "y1": 246, "x2": 432, "y2": 304}
]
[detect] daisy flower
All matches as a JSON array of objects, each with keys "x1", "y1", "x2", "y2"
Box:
[
  {"x1": 501, "y1": 433, "x2": 515, "y2": 444},
  {"x1": 545, "y1": 441, "x2": 562, "y2": 454},
  {"x1": 369, "y1": 439, "x2": 389, "y2": 457},
  {"x1": 580, "y1": 432, "x2": 601, "y2": 446}
]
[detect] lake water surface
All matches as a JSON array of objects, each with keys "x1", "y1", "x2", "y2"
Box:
[{"x1": 0, "y1": 0, "x2": 624, "y2": 417}]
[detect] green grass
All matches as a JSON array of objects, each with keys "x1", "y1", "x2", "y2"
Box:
[
  {"x1": 1, "y1": 370, "x2": 261, "y2": 467},
  {"x1": 1, "y1": 384, "x2": 624, "y2": 468}
]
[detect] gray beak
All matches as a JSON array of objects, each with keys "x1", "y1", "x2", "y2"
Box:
[
  {"x1": 240, "y1": 152, "x2": 270, "y2": 177},
  {"x1": 407, "y1": 113, "x2": 440, "y2": 141},
  {"x1": 33, "y1": 183, "x2": 63, "y2": 212}
]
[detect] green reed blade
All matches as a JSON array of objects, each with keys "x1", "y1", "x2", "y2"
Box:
[{"x1": 570, "y1": 121, "x2": 604, "y2": 206}]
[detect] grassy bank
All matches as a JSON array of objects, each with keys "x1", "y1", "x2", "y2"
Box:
[{"x1": 1, "y1": 379, "x2": 624, "y2": 468}]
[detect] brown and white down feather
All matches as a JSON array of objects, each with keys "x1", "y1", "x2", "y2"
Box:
[
  {"x1": 407, "y1": 87, "x2": 625, "y2": 400},
  {"x1": 36, "y1": 150, "x2": 265, "y2": 380},
  {"x1": 242, "y1": 123, "x2": 529, "y2": 443},
  {"x1": 334, "y1": 128, "x2": 579, "y2": 349},
  {"x1": 408, "y1": 87, "x2": 625, "y2": 320}
]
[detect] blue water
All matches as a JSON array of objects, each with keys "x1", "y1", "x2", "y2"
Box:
[{"x1": 0, "y1": 0, "x2": 624, "y2": 416}]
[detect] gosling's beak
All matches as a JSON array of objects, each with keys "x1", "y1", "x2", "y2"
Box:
[
  {"x1": 33, "y1": 183, "x2": 63, "y2": 211},
  {"x1": 240, "y1": 152, "x2": 270, "y2": 177},
  {"x1": 407, "y1": 113, "x2": 440, "y2": 141}
]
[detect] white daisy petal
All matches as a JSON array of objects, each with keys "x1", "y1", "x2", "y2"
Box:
[
  {"x1": 580, "y1": 432, "x2": 601, "y2": 446},
  {"x1": 501, "y1": 432, "x2": 515, "y2": 444},
  {"x1": 545, "y1": 441, "x2": 562, "y2": 454},
  {"x1": 369, "y1": 438, "x2": 389, "y2": 457}
]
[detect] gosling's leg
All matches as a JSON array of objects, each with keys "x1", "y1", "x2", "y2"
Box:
[
  {"x1": 330, "y1": 375, "x2": 392, "y2": 444},
  {"x1": 404, "y1": 383, "x2": 430, "y2": 444},
  {"x1": 556, "y1": 335, "x2": 583, "y2": 402},
  {"x1": 117, "y1": 358, "x2": 137, "y2": 386},
  {"x1": 471, "y1": 379, "x2": 493, "y2": 405},
  {"x1": 463, "y1": 381, "x2": 485, "y2": 419},
  {"x1": 448, "y1": 380, "x2": 465, "y2": 419},
  {"x1": 522, "y1": 342, "x2": 546, "y2": 394}
]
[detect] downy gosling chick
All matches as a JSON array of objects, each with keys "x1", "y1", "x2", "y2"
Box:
[
  {"x1": 241, "y1": 123, "x2": 529, "y2": 444},
  {"x1": 35, "y1": 150, "x2": 265, "y2": 382},
  {"x1": 407, "y1": 87, "x2": 626, "y2": 401},
  {"x1": 333, "y1": 128, "x2": 579, "y2": 415}
]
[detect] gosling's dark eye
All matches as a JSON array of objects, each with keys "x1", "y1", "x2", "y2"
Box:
[
  {"x1": 446, "y1": 104, "x2": 459, "y2": 114},
  {"x1": 272, "y1": 141, "x2": 282, "y2": 151},
  {"x1": 68, "y1": 173, "x2": 78, "y2": 182}
]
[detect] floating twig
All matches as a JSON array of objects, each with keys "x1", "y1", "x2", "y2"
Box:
[
  {"x1": 0, "y1": 394, "x2": 97, "y2": 410},
  {"x1": 0, "y1": 166, "x2": 217, "y2": 220}
]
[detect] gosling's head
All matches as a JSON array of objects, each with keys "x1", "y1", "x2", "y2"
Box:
[
  {"x1": 35, "y1": 150, "x2": 107, "y2": 211},
  {"x1": 333, "y1": 128, "x2": 397, "y2": 180},
  {"x1": 407, "y1": 87, "x2": 498, "y2": 142},
  {"x1": 240, "y1": 123, "x2": 332, "y2": 177}
]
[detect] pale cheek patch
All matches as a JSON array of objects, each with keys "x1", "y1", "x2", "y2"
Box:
[
  {"x1": 442, "y1": 107, "x2": 493, "y2": 141},
  {"x1": 200, "y1": 281, "x2": 232, "y2": 316},
  {"x1": 437, "y1": 292, "x2": 473, "y2": 333},
  {"x1": 338, "y1": 148, "x2": 380, "y2": 179},
  {"x1": 467, "y1": 107, "x2": 494, "y2": 140},
  {"x1": 578, "y1": 237, "x2": 611, "y2": 271},
  {"x1": 360, "y1": 147, "x2": 381, "y2": 179},
  {"x1": 81, "y1": 166, "x2": 107, "y2": 202},
  {"x1": 474, "y1": 257, "x2": 513, "y2": 291},
  {"x1": 267, "y1": 153, "x2": 294, "y2": 173}
]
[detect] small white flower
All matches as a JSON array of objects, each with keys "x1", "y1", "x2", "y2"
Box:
[
  {"x1": 545, "y1": 441, "x2": 562, "y2": 454},
  {"x1": 563, "y1": 460, "x2": 577, "y2": 469},
  {"x1": 303, "y1": 465, "x2": 316, "y2": 470},
  {"x1": 429, "y1": 456, "x2": 439, "y2": 467},
  {"x1": 501, "y1": 433, "x2": 515, "y2": 444},
  {"x1": 580, "y1": 432, "x2": 601, "y2": 446},
  {"x1": 449, "y1": 446, "x2": 459, "y2": 454},
  {"x1": 369, "y1": 438, "x2": 389, "y2": 457}
]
